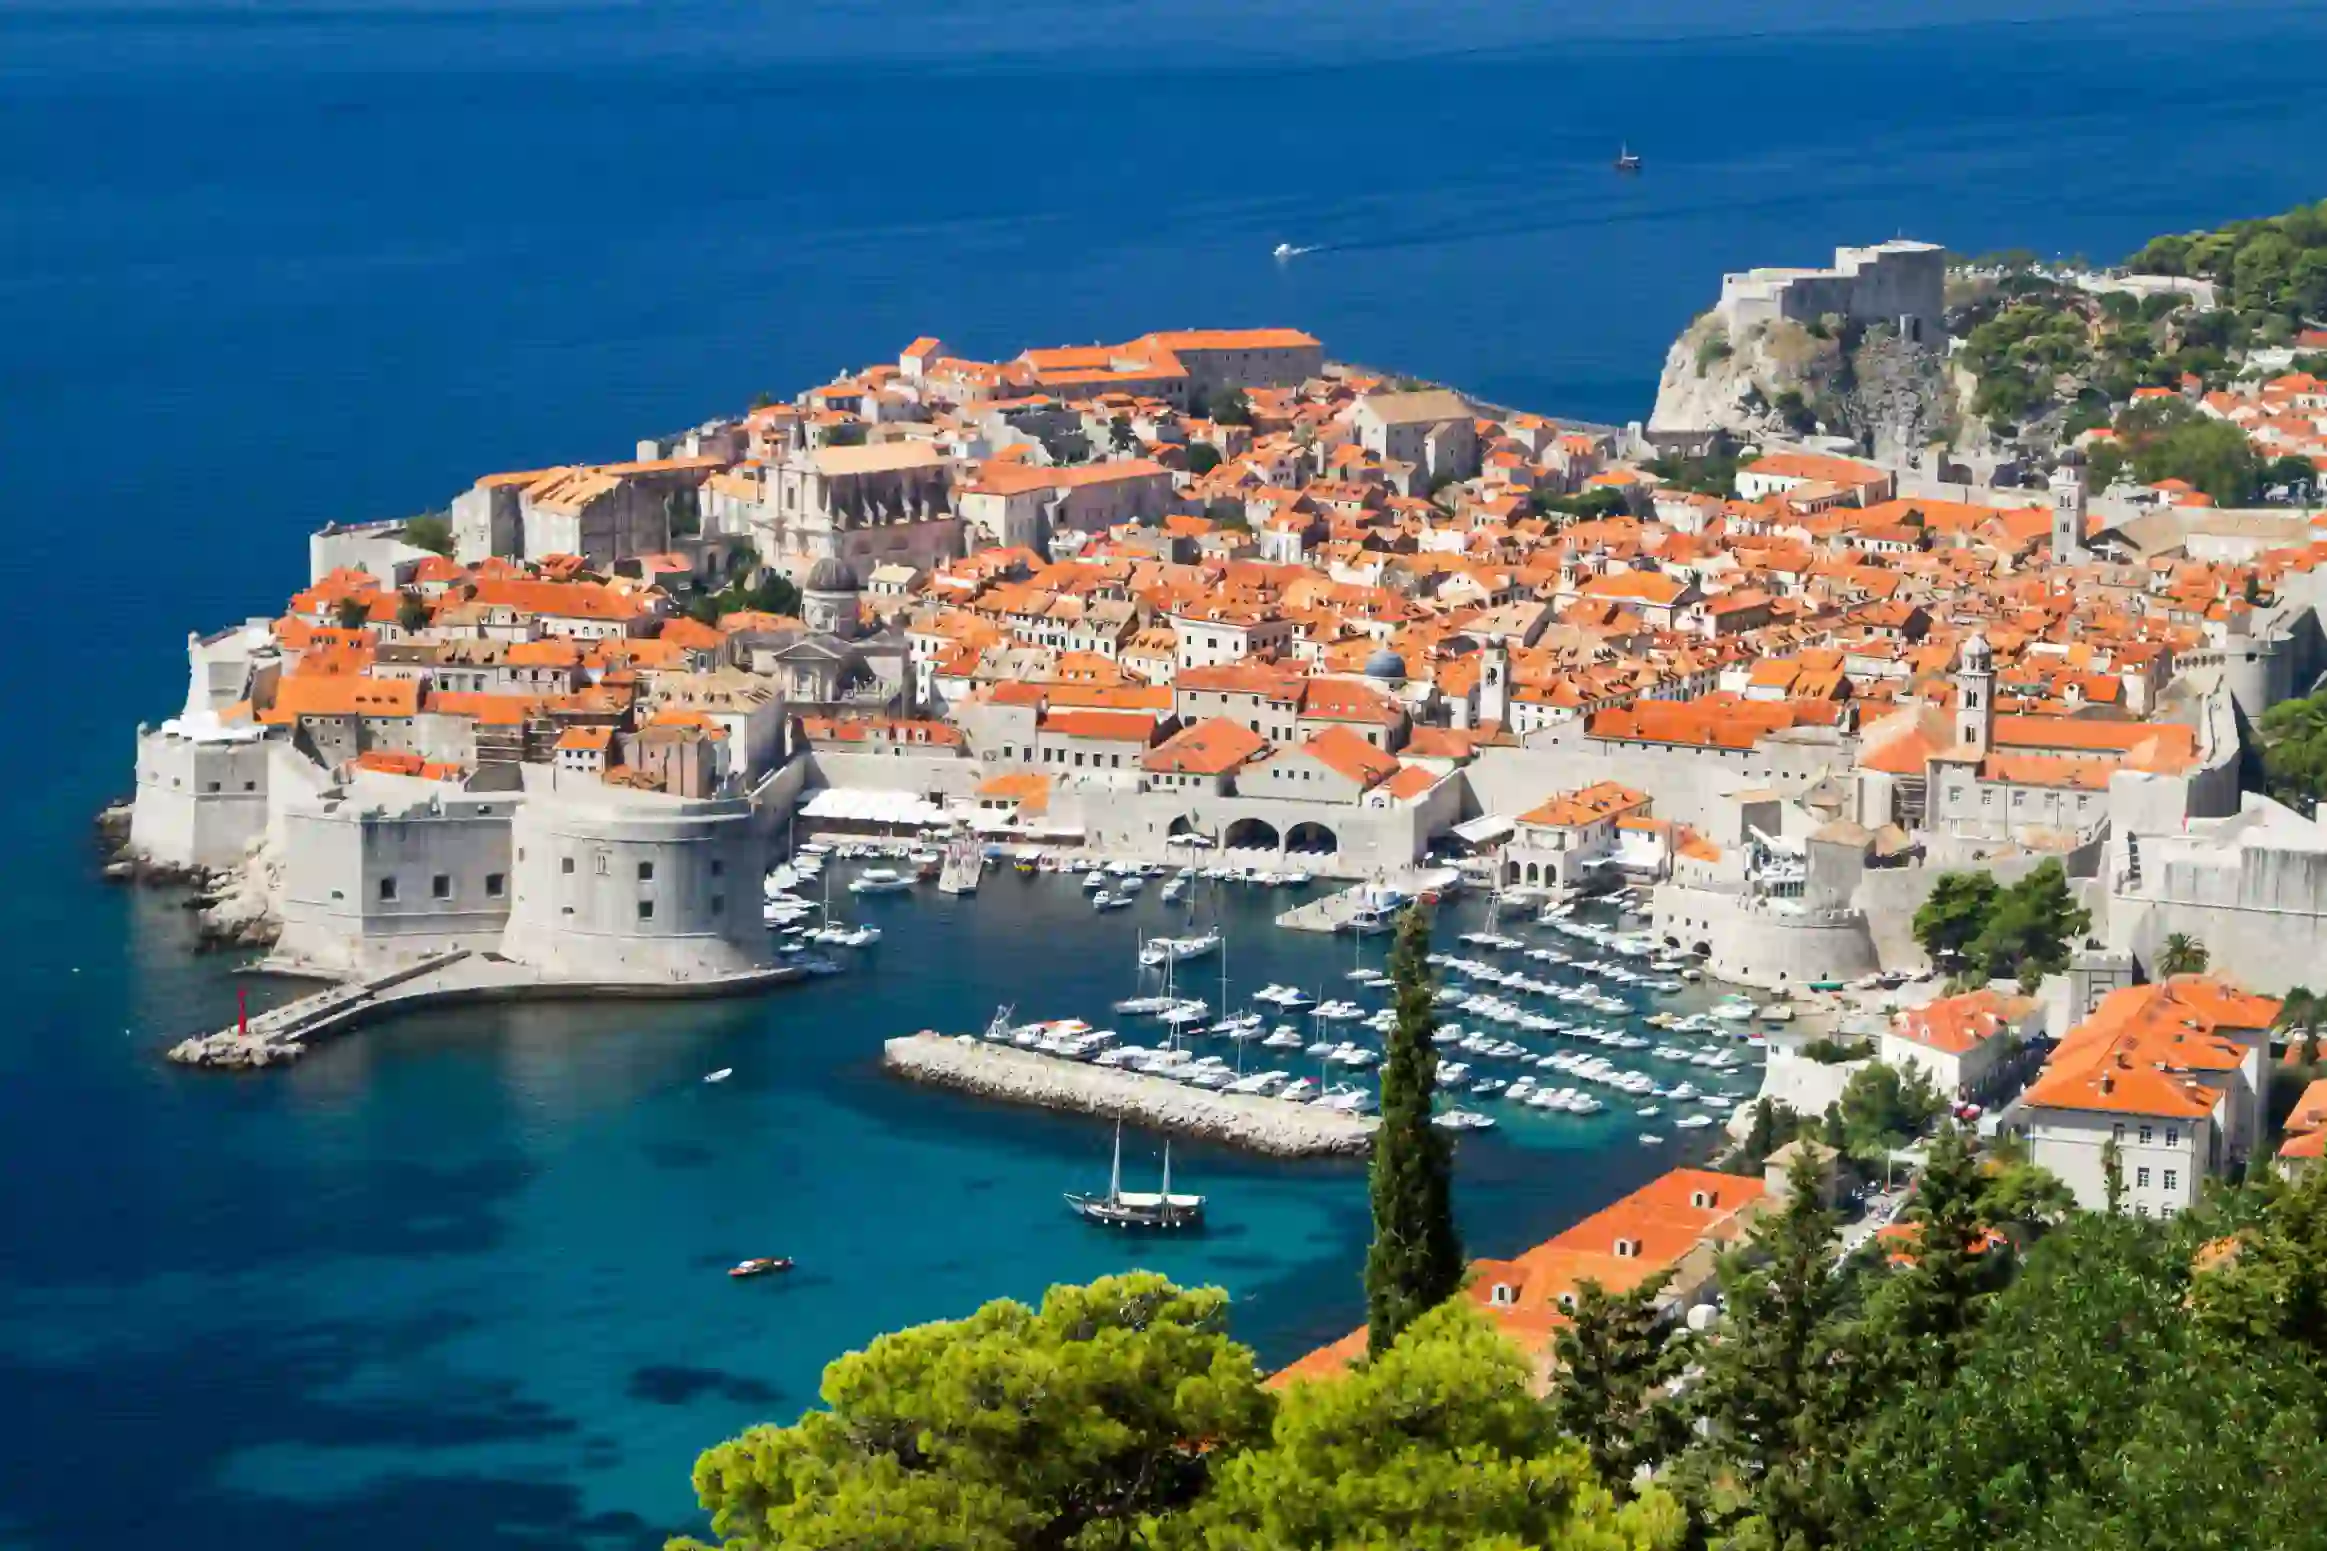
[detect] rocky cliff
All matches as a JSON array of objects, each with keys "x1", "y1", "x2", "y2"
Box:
[{"x1": 1650, "y1": 312, "x2": 1956, "y2": 459}]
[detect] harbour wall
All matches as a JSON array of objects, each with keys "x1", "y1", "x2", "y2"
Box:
[{"x1": 882, "y1": 1033, "x2": 1377, "y2": 1158}]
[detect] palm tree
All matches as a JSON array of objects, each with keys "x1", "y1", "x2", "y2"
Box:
[
  {"x1": 2156, "y1": 932, "x2": 2208, "y2": 978},
  {"x1": 2277, "y1": 987, "x2": 2319, "y2": 1066}
]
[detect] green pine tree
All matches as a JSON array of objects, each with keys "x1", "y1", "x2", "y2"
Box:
[
  {"x1": 1865, "y1": 1125, "x2": 2001, "y2": 1392},
  {"x1": 1549, "y1": 1270, "x2": 1694, "y2": 1496},
  {"x1": 1364, "y1": 905, "x2": 1463, "y2": 1355},
  {"x1": 1689, "y1": 1148, "x2": 1850, "y2": 1549}
]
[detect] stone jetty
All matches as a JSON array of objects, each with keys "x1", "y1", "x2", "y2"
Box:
[
  {"x1": 883, "y1": 1033, "x2": 1377, "y2": 1158},
  {"x1": 168, "y1": 953, "x2": 805, "y2": 1070}
]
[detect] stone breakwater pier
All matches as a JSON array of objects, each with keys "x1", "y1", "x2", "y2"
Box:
[
  {"x1": 882, "y1": 1033, "x2": 1377, "y2": 1158},
  {"x1": 169, "y1": 952, "x2": 805, "y2": 1070}
]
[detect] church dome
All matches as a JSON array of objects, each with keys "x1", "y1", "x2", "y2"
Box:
[
  {"x1": 804, "y1": 556, "x2": 858, "y2": 594},
  {"x1": 1363, "y1": 648, "x2": 1408, "y2": 681}
]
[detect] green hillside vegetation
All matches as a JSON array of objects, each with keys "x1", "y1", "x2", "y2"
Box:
[
  {"x1": 1953, "y1": 281, "x2": 2227, "y2": 431},
  {"x1": 1949, "y1": 196, "x2": 2327, "y2": 437},
  {"x1": 2127, "y1": 196, "x2": 2327, "y2": 343}
]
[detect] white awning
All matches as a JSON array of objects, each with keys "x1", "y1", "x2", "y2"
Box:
[
  {"x1": 1453, "y1": 814, "x2": 1516, "y2": 847},
  {"x1": 797, "y1": 788, "x2": 951, "y2": 827}
]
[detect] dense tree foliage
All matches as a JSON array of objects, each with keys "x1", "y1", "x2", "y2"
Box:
[
  {"x1": 1680, "y1": 1150, "x2": 1858, "y2": 1549},
  {"x1": 1726, "y1": 1098, "x2": 1813, "y2": 1175},
  {"x1": 2128, "y1": 197, "x2": 2327, "y2": 339},
  {"x1": 2257, "y1": 684, "x2": 2327, "y2": 812},
  {"x1": 395, "y1": 590, "x2": 430, "y2": 633},
  {"x1": 1203, "y1": 387, "x2": 1253, "y2": 426},
  {"x1": 1910, "y1": 871, "x2": 2000, "y2": 968},
  {"x1": 1644, "y1": 434, "x2": 1741, "y2": 497},
  {"x1": 687, "y1": 569, "x2": 802, "y2": 625},
  {"x1": 1965, "y1": 860, "x2": 2089, "y2": 987},
  {"x1": 1548, "y1": 1272, "x2": 1693, "y2": 1498},
  {"x1": 1822, "y1": 1061, "x2": 1946, "y2": 1161},
  {"x1": 1177, "y1": 1301, "x2": 1682, "y2": 1551},
  {"x1": 2086, "y1": 395, "x2": 2261, "y2": 505},
  {"x1": 673, "y1": 1274, "x2": 1271, "y2": 1551},
  {"x1": 401, "y1": 511, "x2": 455, "y2": 555},
  {"x1": 1534, "y1": 485, "x2": 1632, "y2": 521},
  {"x1": 1838, "y1": 1204, "x2": 2327, "y2": 1551},
  {"x1": 333, "y1": 595, "x2": 371, "y2": 631},
  {"x1": 1911, "y1": 863, "x2": 2088, "y2": 987},
  {"x1": 1364, "y1": 906, "x2": 1463, "y2": 1354}
]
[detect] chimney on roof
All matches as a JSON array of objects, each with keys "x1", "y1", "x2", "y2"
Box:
[{"x1": 2100, "y1": 1070, "x2": 2115, "y2": 1094}]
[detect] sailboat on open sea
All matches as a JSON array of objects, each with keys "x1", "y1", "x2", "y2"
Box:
[{"x1": 1065, "y1": 1120, "x2": 1205, "y2": 1229}]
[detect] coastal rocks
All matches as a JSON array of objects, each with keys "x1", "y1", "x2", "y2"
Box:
[
  {"x1": 882, "y1": 1034, "x2": 1376, "y2": 1159},
  {"x1": 194, "y1": 844, "x2": 282, "y2": 951},
  {"x1": 1649, "y1": 312, "x2": 1955, "y2": 455},
  {"x1": 168, "y1": 1032, "x2": 306, "y2": 1069}
]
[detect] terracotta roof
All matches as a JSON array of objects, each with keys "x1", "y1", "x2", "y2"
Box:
[
  {"x1": 1142, "y1": 718, "x2": 1267, "y2": 776},
  {"x1": 1517, "y1": 780, "x2": 1650, "y2": 829},
  {"x1": 1891, "y1": 989, "x2": 2033, "y2": 1056},
  {"x1": 1293, "y1": 725, "x2": 1399, "y2": 787}
]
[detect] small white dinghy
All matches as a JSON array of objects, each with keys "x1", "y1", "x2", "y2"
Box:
[{"x1": 704, "y1": 1068, "x2": 733, "y2": 1084}]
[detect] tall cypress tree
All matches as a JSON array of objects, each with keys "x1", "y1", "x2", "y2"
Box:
[
  {"x1": 1550, "y1": 1271, "x2": 1693, "y2": 1496},
  {"x1": 1364, "y1": 904, "x2": 1464, "y2": 1355},
  {"x1": 1690, "y1": 1148, "x2": 1849, "y2": 1548},
  {"x1": 1866, "y1": 1123, "x2": 2001, "y2": 1392}
]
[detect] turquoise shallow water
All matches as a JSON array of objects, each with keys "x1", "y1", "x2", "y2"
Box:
[
  {"x1": 9, "y1": 872, "x2": 1715, "y2": 1549},
  {"x1": 7, "y1": 0, "x2": 2327, "y2": 1545}
]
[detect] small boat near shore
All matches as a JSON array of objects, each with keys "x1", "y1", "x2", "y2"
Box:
[{"x1": 728, "y1": 1257, "x2": 793, "y2": 1278}]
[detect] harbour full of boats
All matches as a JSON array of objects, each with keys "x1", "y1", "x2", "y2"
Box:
[
  {"x1": 786, "y1": 841, "x2": 1769, "y2": 1147},
  {"x1": 951, "y1": 892, "x2": 1766, "y2": 1141}
]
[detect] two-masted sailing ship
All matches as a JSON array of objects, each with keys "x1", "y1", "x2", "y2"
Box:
[{"x1": 1065, "y1": 1121, "x2": 1205, "y2": 1230}]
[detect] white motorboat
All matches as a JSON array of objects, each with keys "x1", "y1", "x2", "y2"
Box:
[
  {"x1": 704, "y1": 1068, "x2": 733, "y2": 1084},
  {"x1": 1093, "y1": 890, "x2": 1132, "y2": 911},
  {"x1": 1082, "y1": 871, "x2": 1108, "y2": 891},
  {"x1": 1638, "y1": 1133, "x2": 1664, "y2": 1146},
  {"x1": 848, "y1": 868, "x2": 914, "y2": 895},
  {"x1": 1675, "y1": 1114, "x2": 1715, "y2": 1130}
]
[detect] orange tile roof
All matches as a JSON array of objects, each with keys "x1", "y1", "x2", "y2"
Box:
[
  {"x1": 261, "y1": 674, "x2": 420, "y2": 723},
  {"x1": 1294, "y1": 724, "x2": 1401, "y2": 788},
  {"x1": 1891, "y1": 989, "x2": 2033, "y2": 1056},
  {"x1": 1271, "y1": 1168, "x2": 1767, "y2": 1390},
  {"x1": 1517, "y1": 780, "x2": 1650, "y2": 829},
  {"x1": 1040, "y1": 709, "x2": 1157, "y2": 743},
  {"x1": 1143, "y1": 718, "x2": 1268, "y2": 776}
]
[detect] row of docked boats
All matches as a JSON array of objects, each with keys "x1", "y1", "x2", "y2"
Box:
[{"x1": 975, "y1": 1008, "x2": 1384, "y2": 1114}]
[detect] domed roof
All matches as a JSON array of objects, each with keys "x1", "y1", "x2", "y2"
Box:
[
  {"x1": 804, "y1": 556, "x2": 859, "y2": 593},
  {"x1": 1363, "y1": 648, "x2": 1408, "y2": 680}
]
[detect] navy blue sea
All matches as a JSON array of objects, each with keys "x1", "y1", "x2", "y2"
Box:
[{"x1": 7, "y1": 1, "x2": 2327, "y2": 1545}]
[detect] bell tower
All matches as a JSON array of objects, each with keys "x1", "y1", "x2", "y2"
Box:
[
  {"x1": 1954, "y1": 630, "x2": 1995, "y2": 757},
  {"x1": 1479, "y1": 640, "x2": 1510, "y2": 729},
  {"x1": 2049, "y1": 463, "x2": 2087, "y2": 564}
]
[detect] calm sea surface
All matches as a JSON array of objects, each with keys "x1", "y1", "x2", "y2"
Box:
[{"x1": 5, "y1": 2, "x2": 2327, "y2": 1545}]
